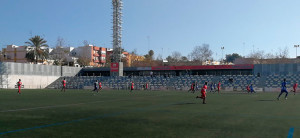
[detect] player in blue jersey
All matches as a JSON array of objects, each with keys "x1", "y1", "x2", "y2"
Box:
[
  {"x1": 93, "y1": 80, "x2": 98, "y2": 92},
  {"x1": 209, "y1": 82, "x2": 214, "y2": 92},
  {"x1": 250, "y1": 84, "x2": 255, "y2": 93},
  {"x1": 213, "y1": 83, "x2": 217, "y2": 92},
  {"x1": 277, "y1": 79, "x2": 288, "y2": 100}
]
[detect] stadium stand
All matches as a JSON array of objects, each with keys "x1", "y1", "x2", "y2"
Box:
[
  {"x1": 265, "y1": 74, "x2": 300, "y2": 88},
  {"x1": 47, "y1": 75, "x2": 263, "y2": 91},
  {"x1": 2, "y1": 62, "x2": 300, "y2": 91}
]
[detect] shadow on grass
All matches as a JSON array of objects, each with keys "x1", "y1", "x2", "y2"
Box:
[
  {"x1": 173, "y1": 102, "x2": 196, "y2": 105},
  {"x1": 257, "y1": 100, "x2": 276, "y2": 102}
]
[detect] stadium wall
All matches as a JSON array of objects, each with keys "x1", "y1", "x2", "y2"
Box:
[
  {"x1": 0, "y1": 62, "x2": 81, "y2": 89},
  {"x1": 254, "y1": 63, "x2": 300, "y2": 76}
]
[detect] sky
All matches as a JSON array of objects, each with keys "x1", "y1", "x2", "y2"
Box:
[{"x1": 1, "y1": 0, "x2": 300, "y2": 60}]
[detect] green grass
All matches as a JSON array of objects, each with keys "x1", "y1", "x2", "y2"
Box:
[{"x1": 0, "y1": 89, "x2": 298, "y2": 138}]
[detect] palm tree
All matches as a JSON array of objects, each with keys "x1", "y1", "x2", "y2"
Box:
[
  {"x1": 25, "y1": 50, "x2": 35, "y2": 62},
  {"x1": 25, "y1": 35, "x2": 49, "y2": 63}
]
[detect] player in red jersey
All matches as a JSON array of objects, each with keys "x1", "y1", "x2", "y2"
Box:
[
  {"x1": 188, "y1": 83, "x2": 195, "y2": 93},
  {"x1": 98, "y1": 81, "x2": 102, "y2": 92},
  {"x1": 217, "y1": 81, "x2": 221, "y2": 93},
  {"x1": 196, "y1": 82, "x2": 207, "y2": 104},
  {"x1": 246, "y1": 85, "x2": 250, "y2": 93},
  {"x1": 17, "y1": 79, "x2": 22, "y2": 94},
  {"x1": 61, "y1": 78, "x2": 66, "y2": 92},
  {"x1": 130, "y1": 81, "x2": 134, "y2": 92},
  {"x1": 145, "y1": 82, "x2": 149, "y2": 90},
  {"x1": 291, "y1": 82, "x2": 298, "y2": 95}
]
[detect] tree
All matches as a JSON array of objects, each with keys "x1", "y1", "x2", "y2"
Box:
[
  {"x1": 247, "y1": 50, "x2": 265, "y2": 59},
  {"x1": 166, "y1": 56, "x2": 175, "y2": 63},
  {"x1": 144, "y1": 50, "x2": 155, "y2": 61},
  {"x1": 276, "y1": 47, "x2": 289, "y2": 59},
  {"x1": 189, "y1": 44, "x2": 213, "y2": 64},
  {"x1": 149, "y1": 50, "x2": 154, "y2": 59},
  {"x1": 25, "y1": 35, "x2": 49, "y2": 64},
  {"x1": 77, "y1": 56, "x2": 90, "y2": 67},
  {"x1": 156, "y1": 54, "x2": 163, "y2": 60},
  {"x1": 51, "y1": 37, "x2": 68, "y2": 65},
  {"x1": 225, "y1": 53, "x2": 242, "y2": 63},
  {"x1": 40, "y1": 48, "x2": 49, "y2": 62},
  {"x1": 181, "y1": 56, "x2": 188, "y2": 62},
  {"x1": 264, "y1": 52, "x2": 275, "y2": 59},
  {"x1": 171, "y1": 51, "x2": 182, "y2": 62},
  {"x1": 165, "y1": 51, "x2": 183, "y2": 63},
  {"x1": 25, "y1": 50, "x2": 35, "y2": 62}
]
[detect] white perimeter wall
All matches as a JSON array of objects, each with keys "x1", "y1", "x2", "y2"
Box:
[
  {"x1": 1, "y1": 75, "x2": 59, "y2": 89},
  {"x1": 0, "y1": 62, "x2": 82, "y2": 89}
]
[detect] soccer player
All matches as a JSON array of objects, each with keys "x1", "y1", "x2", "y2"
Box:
[
  {"x1": 195, "y1": 81, "x2": 199, "y2": 91},
  {"x1": 250, "y1": 84, "x2": 255, "y2": 93},
  {"x1": 217, "y1": 81, "x2": 221, "y2": 93},
  {"x1": 213, "y1": 83, "x2": 217, "y2": 92},
  {"x1": 130, "y1": 81, "x2": 134, "y2": 92},
  {"x1": 291, "y1": 82, "x2": 298, "y2": 95},
  {"x1": 246, "y1": 85, "x2": 250, "y2": 93},
  {"x1": 209, "y1": 82, "x2": 214, "y2": 92},
  {"x1": 196, "y1": 82, "x2": 207, "y2": 104},
  {"x1": 93, "y1": 80, "x2": 98, "y2": 92},
  {"x1": 192, "y1": 82, "x2": 196, "y2": 93},
  {"x1": 97, "y1": 81, "x2": 102, "y2": 92},
  {"x1": 188, "y1": 83, "x2": 195, "y2": 93},
  {"x1": 17, "y1": 79, "x2": 22, "y2": 94},
  {"x1": 61, "y1": 78, "x2": 66, "y2": 92},
  {"x1": 277, "y1": 79, "x2": 288, "y2": 100},
  {"x1": 145, "y1": 82, "x2": 149, "y2": 90}
]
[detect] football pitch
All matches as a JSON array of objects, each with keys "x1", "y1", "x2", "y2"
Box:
[{"x1": 0, "y1": 89, "x2": 298, "y2": 138}]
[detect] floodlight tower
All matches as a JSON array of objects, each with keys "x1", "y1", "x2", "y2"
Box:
[
  {"x1": 111, "y1": 0, "x2": 123, "y2": 76},
  {"x1": 112, "y1": 0, "x2": 123, "y2": 63}
]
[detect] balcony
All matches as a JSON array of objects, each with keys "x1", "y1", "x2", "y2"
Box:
[
  {"x1": 93, "y1": 47, "x2": 99, "y2": 50},
  {"x1": 93, "y1": 53, "x2": 99, "y2": 57}
]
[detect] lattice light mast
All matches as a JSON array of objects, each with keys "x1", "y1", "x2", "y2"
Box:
[{"x1": 112, "y1": 0, "x2": 123, "y2": 63}]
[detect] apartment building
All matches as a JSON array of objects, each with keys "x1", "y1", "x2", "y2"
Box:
[{"x1": 2, "y1": 45, "x2": 31, "y2": 63}]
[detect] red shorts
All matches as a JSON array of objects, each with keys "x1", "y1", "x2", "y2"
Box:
[
  {"x1": 131, "y1": 87, "x2": 134, "y2": 90},
  {"x1": 201, "y1": 92, "x2": 206, "y2": 98},
  {"x1": 294, "y1": 88, "x2": 297, "y2": 92}
]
